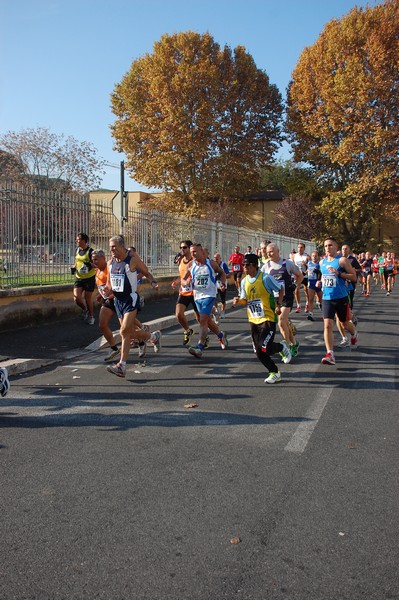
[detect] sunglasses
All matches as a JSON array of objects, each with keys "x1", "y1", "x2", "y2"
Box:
[{"x1": 180, "y1": 246, "x2": 188, "y2": 250}]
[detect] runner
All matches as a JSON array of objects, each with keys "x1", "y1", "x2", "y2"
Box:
[
  {"x1": 181, "y1": 243, "x2": 228, "y2": 358},
  {"x1": 233, "y1": 253, "x2": 291, "y2": 384},
  {"x1": 360, "y1": 251, "x2": 373, "y2": 296},
  {"x1": 72, "y1": 232, "x2": 96, "y2": 325},
  {"x1": 262, "y1": 243, "x2": 303, "y2": 358},
  {"x1": 213, "y1": 252, "x2": 230, "y2": 319},
  {"x1": 258, "y1": 241, "x2": 270, "y2": 268},
  {"x1": 306, "y1": 250, "x2": 322, "y2": 321},
  {"x1": 105, "y1": 235, "x2": 161, "y2": 378},
  {"x1": 317, "y1": 237, "x2": 358, "y2": 365},
  {"x1": 384, "y1": 251, "x2": 395, "y2": 295},
  {"x1": 92, "y1": 250, "x2": 120, "y2": 362},
  {"x1": 171, "y1": 240, "x2": 199, "y2": 346},
  {"x1": 336, "y1": 244, "x2": 361, "y2": 345},
  {"x1": 293, "y1": 242, "x2": 310, "y2": 313},
  {"x1": 378, "y1": 252, "x2": 387, "y2": 289},
  {"x1": 228, "y1": 245, "x2": 245, "y2": 291}
]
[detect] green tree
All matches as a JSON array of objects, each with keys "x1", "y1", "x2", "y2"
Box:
[
  {"x1": 111, "y1": 31, "x2": 283, "y2": 217},
  {"x1": 286, "y1": 0, "x2": 399, "y2": 247},
  {"x1": 0, "y1": 127, "x2": 105, "y2": 193}
]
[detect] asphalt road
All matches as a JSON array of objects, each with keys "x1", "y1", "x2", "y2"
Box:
[{"x1": 1, "y1": 285, "x2": 398, "y2": 600}]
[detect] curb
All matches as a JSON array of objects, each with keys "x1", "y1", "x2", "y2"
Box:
[{"x1": 6, "y1": 300, "x2": 235, "y2": 376}]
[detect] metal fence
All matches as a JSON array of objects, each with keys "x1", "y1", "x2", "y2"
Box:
[{"x1": 0, "y1": 179, "x2": 315, "y2": 289}]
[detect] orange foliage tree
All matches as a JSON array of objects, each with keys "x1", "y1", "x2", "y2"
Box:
[
  {"x1": 110, "y1": 31, "x2": 283, "y2": 218},
  {"x1": 286, "y1": 1, "x2": 399, "y2": 247}
]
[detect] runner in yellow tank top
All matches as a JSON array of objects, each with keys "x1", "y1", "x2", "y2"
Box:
[{"x1": 233, "y1": 253, "x2": 292, "y2": 384}]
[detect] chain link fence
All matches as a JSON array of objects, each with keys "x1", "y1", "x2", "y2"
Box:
[{"x1": 0, "y1": 180, "x2": 315, "y2": 289}]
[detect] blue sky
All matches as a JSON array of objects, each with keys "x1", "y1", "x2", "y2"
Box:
[{"x1": 2, "y1": 0, "x2": 376, "y2": 191}]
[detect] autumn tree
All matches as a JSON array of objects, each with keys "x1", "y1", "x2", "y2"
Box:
[
  {"x1": 286, "y1": 0, "x2": 399, "y2": 248},
  {"x1": 0, "y1": 127, "x2": 105, "y2": 193},
  {"x1": 111, "y1": 31, "x2": 283, "y2": 217}
]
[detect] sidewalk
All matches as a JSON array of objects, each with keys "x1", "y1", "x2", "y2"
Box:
[{"x1": 0, "y1": 292, "x2": 235, "y2": 376}]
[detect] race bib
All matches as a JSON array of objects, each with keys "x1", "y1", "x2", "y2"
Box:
[
  {"x1": 364, "y1": 267, "x2": 370, "y2": 273},
  {"x1": 247, "y1": 299, "x2": 265, "y2": 318},
  {"x1": 195, "y1": 275, "x2": 209, "y2": 289},
  {"x1": 79, "y1": 264, "x2": 88, "y2": 274},
  {"x1": 110, "y1": 273, "x2": 125, "y2": 292},
  {"x1": 322, "y1": 274, "x2": 337, "y2": 288},
  {"x1": 308, "y1": 267, "x2": 317, "y2": 280},
  {"x1": 233, "y1": 264, "x2": 241, "y2": 272}
]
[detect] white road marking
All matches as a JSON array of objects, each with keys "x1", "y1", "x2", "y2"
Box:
[{"x1": 284, "y1": 387, "x2": 333, "y2": 454}]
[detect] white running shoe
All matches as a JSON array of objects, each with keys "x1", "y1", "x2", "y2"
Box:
[
  {"x1": 106, "y1": 362, "x2": 126, "y2": 377},
  {"x1": 0, "y1": 367, "x2": 10, "y2": 397},
  {"x1": 340, "y1": 337, "x2": 350, "y2": 347},
  {"x1": 189, "y1": 345, "x2": 203, "y2": 358},
  {"x1": 88, "y1": 316, "x2": 95, "y2": 325},
  {"x1": 279, "y1": 340, "x2": 292, "y2": 364},
  {"x1": 218, "y1": 331, "x2": 228, "y2": 350},
  {"x1": 264, "y1": 371, "x2": 281, "y2": 384},
  {"x1": 150, "y1": 330, "x2": 162, "y2": 353}
]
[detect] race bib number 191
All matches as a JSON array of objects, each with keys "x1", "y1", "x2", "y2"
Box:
[{"x1": 110, "y1": 273, "x2": 125, "y2": 292}]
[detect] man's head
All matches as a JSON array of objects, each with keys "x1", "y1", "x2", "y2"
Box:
[
  {"x1": 243, "y1": 253, "x2": 259, "y2": 276},
  {"x1": 179, "y1": 240, "x2": 192, "y2": 258},
  {"x1": 297, "y1": 243, "x2": 305, "y2": 254},
  {"x1": 324, "y1": 237, "x2": 339, "y2": 257},
  {"x1": 260, "y1": 241, "x2": 268, "y2": 256},
  {"x1": 234, "y1": 245, "x2": 240, "y2": 253},
  {"x1": 214, "y1": 252, "x2": 221, "y2": 263},
  {"x1": 92, "y1": 249, "x2": 107, "y2": 270},
  {"x1": 109, "y1": 235, "x2": 126, "y2": 259},
  {"x1": 190, "y1": 243, "x2": 205, "y2": 262},
  {"x1": 266, "y1": 243, "x2": 280, "y2": 262},
  {"x1": 311, "y1": 250, "x2": 319, "y2": 262},
  {"x1": 76, "y1": 232, "x2": 89, "y2": 248},
  {"x1": 341, "y1": 244, "x2": 351, "y2": 257}
]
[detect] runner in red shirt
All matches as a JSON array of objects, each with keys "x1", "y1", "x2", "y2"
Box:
[{"x1": 228, "y1": 245, "x2": 245, "y2": 291}]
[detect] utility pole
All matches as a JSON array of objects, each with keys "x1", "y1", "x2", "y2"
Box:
[{"x1": 120, "y1": 160, "x2": 125, "y2": 236}]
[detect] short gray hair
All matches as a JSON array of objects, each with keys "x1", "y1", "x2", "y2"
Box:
[{"x1": 92, "y1": 249, "x2": 106, "y2": 258}]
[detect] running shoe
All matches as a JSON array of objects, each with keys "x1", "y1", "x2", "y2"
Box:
[
  {"x1": 142, "y1": 324, "x2": 151, "y2": 333},
  {"x1": 386, "y1": 292, "x2": 390, "y2": 296},
  {"x1": 150, "y1": 330, "x2": 162, "y2": 353},
  {"x1": 104, "y1": 348, "x2": 120, "y2": 362},
  {"x1": 321, "y1": 352, "x2": 335, "y2": 365},
  {"x1": 351, "y1": 332, "x2": 358, "y2": 348},
  {"x1": 218, "y1": 331, "x2": 228, "y2": 350},
  {"x1": 307, "y1": 313, "x2": 315, "y2": 321},
  {"x1": 279, "y1": 340, "x2": 292, "y2": 364},
  {"x1": 183, "y1": 328, "x2": 194, "y2": 346},
  {"x1": 264, "y1": 371, "x2": 282, "y2": 384},
  {"x1": 106, "y1": 362, "x2": 126, "y2": 377},
  {"x1": 204, "y1": 335, "x2": 210, "y2": 348},
  {"x1": 0, "y1": 367, "x2": 10, "y2": 397},
  {"x1": 305, "y1": 302, "x2": 309, "y2": 313},
  {"x1": 138, "y1": 342, "x2": 147, "y2": 359},
  {"x1": 295, "y1": 305, "x2": 301, "y2": 313},
  {"x1": 290, "y1": 342, "x2": 299, "y2": 358},
  {"x1": 189, "y1": 345, "x2": 203, "y2": 358},
  {"x1": 339, "y1": 337, "x2": 350, "y2": 348},
  {"x1": 88, "y1": 316, "x2": 95, "y2": 325}
]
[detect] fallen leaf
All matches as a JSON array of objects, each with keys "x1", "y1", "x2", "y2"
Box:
[
  {"x1": 72, "y1": 376, "x2": 80, "y2": 379},
  {"x1": 230, "y1": 537, "x2": 241, "y2": 545},
  {"x1": 184, "y1": 403, "x2": 199, "y2": 409}
]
